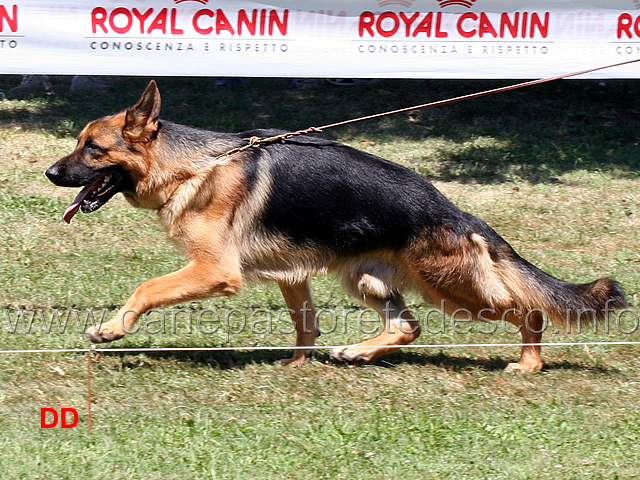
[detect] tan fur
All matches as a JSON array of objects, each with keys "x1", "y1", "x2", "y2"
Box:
[
  {"x1": 231, "y1": 165, "x2": 334, "y2": 284},
  {"x1": 469, "y1": 233, "x2": 514, "y2": 307},
  {"x1": 49, "y1": 81, "x2": 624, "y2": 373},
  {"x1": 278, "y1": 281, "x2": 318, "y2": 366}
]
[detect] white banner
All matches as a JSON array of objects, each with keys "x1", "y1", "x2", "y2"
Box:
[{"x1": 2, "y1": 0, "x2": 640, "y2": 78}]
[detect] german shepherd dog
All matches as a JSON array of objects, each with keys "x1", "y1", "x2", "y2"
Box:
[{"x1": 46, "y1": 81, "x2": 627, "y2": 372}]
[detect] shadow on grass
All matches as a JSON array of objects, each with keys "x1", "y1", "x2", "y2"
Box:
[
  {"x1": 2, "y1": 75, "x2": 639, "y2": 184},
  {"x1": 370, "y1": 350, "x2": 618, "y2": 374},
  {"x1": 104, "y1": 347, "x2": 617, "y2": 374},
  {"x1": 109, "y1": 349, "x2": 292, "y2": 371}
]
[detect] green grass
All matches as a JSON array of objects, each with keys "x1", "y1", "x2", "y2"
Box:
[{"x1": 0, "y1": 75, "x2": 639, "y2": 479}]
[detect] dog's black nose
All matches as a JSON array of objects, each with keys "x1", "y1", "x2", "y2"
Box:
[{"x1": 45, "y1": 165, "x2": 60, "y2": 182}]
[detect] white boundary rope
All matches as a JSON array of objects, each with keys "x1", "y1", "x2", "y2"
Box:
[
  {"x1": 2, "y1": 340, "x2": 640, "y2": 355},
  {"x1": 6, "y1": 341, "x2": 635, "y2": 432},
  {"x1": 5, "y1": 340, "x2": 634, "y2": 432},
  {"x1": 7, "y1": 58, "x2": 640, "y2": 429}
]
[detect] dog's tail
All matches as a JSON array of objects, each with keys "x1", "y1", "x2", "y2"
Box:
[
  {"x1": 508, "y1": 250, "x2": 627, "y2": 325},
  {"x1": 413, "y1": 221, "x2": 628, "y2": 327},
  {"x1": 469, "y1": 228, "x2": 628, "y2": 326}
]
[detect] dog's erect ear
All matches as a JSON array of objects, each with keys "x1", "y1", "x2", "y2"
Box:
[{"x1": 124, "y1": 80, "x2": 161, "y2": 143}]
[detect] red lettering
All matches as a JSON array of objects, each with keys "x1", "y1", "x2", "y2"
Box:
[
  {"x1": 109, "y1": 7, "x2": 133, "y2": 34},
  {"x1": 399, "y1": 12, "x2": 419, "y2": 37},
  {"x1": 259, "y1": 9, "x2": 266, "y2": 35},
  {"x1": 376, "y1": 12, "x2": 399, "y2": 38},
  {"x1": 359, "y1": 11, "x2": 375, "y2": 37},
  {"x1": 132, "y1": 8, "x2": 153, "y2": 35},
  {"x1": 40, "y1": 408, "x2": 58, "y2": 428},
  {"x1": 268, "y1": 9, "x2": 288, "y2": 36},
  {"x1": 193, "y1": 9, "x2": 213, "y2": 35},
  {"x1": 529, "y1": 12, "x2": 549, "y2": 38},
  {"x1": 170, "y1": 8, "x2": 183, "y2": 34},
  {"x1": 435, "y1": 12, "x2": 447, "y2": 38},
  {"x1": 360, "y1": 11, "x2": 448, "y2": 39},
  {"x1": 458, "y1": 12, "x2": 477, "y2": 38},
  {"x1": 412, "y1": 12, "x2": 434, "y2": 37},
  {"x1": 412, "y1": 12, "x2": 448, "y2": 38},
  {"x1": 500, "y1": 12, "x2": 518, "y2": 38},
  {"x1": 91, "y1": 7, "x2": 108, "y2": 34},
  {"x1": 520, "y1": 12, "x2": 528, "y2": 37},
  {"x1": 147, "y1": 8, "x2": 167, "y2": 34},
  {"x1": 478, "y1": 12, "x2": 497, "y2": 38},
  {"x1": 618, "y1": 13, "x2": 633, "y2": 39},
  {"x1": 0, "y1": 5, "x2": 18, "y2": 33},
  {"x1": 238, "y1": 9, "x2": 256, "y2": 35},
  {"x1": 90, "y1": 7, "x2": 284, "y2": 37},
  {"x1": 216, "y1": 9, "x2": 234, "y2": 34},
  {"x1": 61, "y1": 408, "x2": 79, "y2": 429}
]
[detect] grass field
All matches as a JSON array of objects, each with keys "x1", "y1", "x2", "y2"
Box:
[{"x1": 0, "y1": 75, "x2": 639, "y2": 479}]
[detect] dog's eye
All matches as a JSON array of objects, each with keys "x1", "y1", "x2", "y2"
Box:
[{"x1": 84, "y1": 139, "x2": 107, "y2": 155}]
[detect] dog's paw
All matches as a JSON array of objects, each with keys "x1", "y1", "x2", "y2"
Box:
[
  {"x1": 329, "y1": 347, "x2": 370, "y2": 365},
  {"x1": 504, "y1": 361, "x2": 543, "y2": 373},
  {"x1": 85, "y1": 326, "x2": 125, "y2": 344},
  {"x1": 281, "y1": 350, "x2": 314, "y2": 367},
  {"x1": 281, "y1": 356, "x2": 309, "y2": 367}
]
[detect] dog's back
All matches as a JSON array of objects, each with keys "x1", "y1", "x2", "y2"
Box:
[
  {"x1": 235, "y1": 128, "x2": 627, "y2": 370},
  {"x1": 46, "y1": 81, "x2": 627, "y2": 371},
  {"x1": 240, "y1": 129, "x2": 462, "y2": 254}
]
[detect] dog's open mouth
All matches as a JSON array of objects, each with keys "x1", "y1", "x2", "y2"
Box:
[{"x1": 63, "y1": 173, "x2": 122, "y2": 223}]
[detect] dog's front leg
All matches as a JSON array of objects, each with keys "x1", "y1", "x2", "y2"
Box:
[
  {"x1": 86, "y1": 260, "x2": 242, "y2": 343},
  {"x1": 278, "y1": 280, "x2": 318, "y2": 367}
]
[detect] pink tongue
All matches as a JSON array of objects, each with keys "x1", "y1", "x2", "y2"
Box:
[{"x1": 62, "y1": 178, "x2": 103, "y2": 224}]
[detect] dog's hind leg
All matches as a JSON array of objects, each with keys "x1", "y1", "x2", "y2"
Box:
[
  {"x1": 278, "y1": 280, "x2": 318, "y2": 367},
  {"x1": 504, "y1": 310, "x2": 545, "y2": 373},
  {"x1": 330, "y1": 274, "x2": 421, "y2": 364}
]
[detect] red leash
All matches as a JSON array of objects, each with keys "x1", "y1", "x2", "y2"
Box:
[
  {"x1": 216, "y1": 58, "x2": 640, "y2": 160},
  {"x1": 313, "y1": 58, "x2": 640, "y2": 132}
]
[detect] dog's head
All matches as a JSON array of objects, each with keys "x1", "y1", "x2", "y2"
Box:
[{"x1": 46, "y1": 80, "x2": 161, "y2": 223}]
